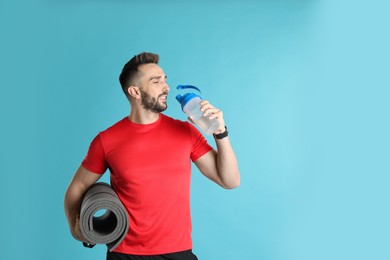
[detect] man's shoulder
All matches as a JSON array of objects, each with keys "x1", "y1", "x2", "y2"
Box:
[{"x1": 99, "y1": 117, "x2": 128, "y2": 135}]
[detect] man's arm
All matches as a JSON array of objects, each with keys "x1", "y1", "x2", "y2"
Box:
[
  {"x1": 64, "y1": 165, "x2": 102, "y2": 241},
  {"x1": 194, "y1": 100, "x2": 240, "y2": 189}
]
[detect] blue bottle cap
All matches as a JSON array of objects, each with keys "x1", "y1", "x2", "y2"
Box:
[
  {"x1": 176, "y1": 93, "x2": 201, "y2": 111},
  {"x1": 175, "y1": 85, "x2": 202, "y2": 111}
]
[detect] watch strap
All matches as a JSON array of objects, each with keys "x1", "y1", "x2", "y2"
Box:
[{"x1": 214, "y1": 126, "x2": 228, "y2": 139}]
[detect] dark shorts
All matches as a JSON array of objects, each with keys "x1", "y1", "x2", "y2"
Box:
[{"x1": 106, "y1": 250, "x2": 198, "y2": 260}]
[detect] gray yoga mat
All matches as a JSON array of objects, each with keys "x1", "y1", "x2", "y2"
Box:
[{"x1": 80, "y1": 182, "x2": 129, "y2": 251}]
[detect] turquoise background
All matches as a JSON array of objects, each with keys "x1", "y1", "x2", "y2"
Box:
[{"x1": 1, "y1": 0, "x2": 389, "y2": 259}]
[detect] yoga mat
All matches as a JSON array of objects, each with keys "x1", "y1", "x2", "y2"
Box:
[{"x1": 80, "y1": 182, "x2": 129, "y2": 251}]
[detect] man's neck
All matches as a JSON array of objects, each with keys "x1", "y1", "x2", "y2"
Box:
[{"x1": 128, "y1": 109, "x2": 160, "y2": 125}]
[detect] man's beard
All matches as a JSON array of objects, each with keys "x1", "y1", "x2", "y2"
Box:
[{"x1": 140, "y1": 89, "x2": 168, "y2": 113}]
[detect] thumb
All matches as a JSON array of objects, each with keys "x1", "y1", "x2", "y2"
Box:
[{"x1": 187, "y1": 117, "x2": 195, "y2": 125}]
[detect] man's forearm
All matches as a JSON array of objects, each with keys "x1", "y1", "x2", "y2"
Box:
[
  {"x1": 215, "y1": 136, "x2": 240, "y2": 189},
  {"x1": 64, "y1": 165, "x2": 102, "y2": 241},
  {"x1": 64, "y1": 185, "x2": 85, "y2": 240}
]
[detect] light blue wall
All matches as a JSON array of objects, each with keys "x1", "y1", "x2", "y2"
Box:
[{"x1": 1, "y1": 0, "x2": 389, "y2": 259}]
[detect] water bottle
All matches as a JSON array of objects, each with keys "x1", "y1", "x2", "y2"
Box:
[{"x1": 176, "y1": 85, "x2": 220, "y2": 135}]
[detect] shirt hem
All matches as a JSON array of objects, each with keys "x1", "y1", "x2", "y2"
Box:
[
  {"x1": 112, "y1": 246, "x2": 193, "y2": 256},
  {"x1": 81, "y1": 161, "x2": 105, "y2": 175}
]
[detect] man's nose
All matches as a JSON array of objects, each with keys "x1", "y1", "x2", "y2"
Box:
[{"x1": 164, "y1": 82, "x2": 170, "y2": 92}]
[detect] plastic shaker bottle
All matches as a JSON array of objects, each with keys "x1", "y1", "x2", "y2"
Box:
[{"x1": 175, "y1": 85, "x2": 220, "y2": 135}]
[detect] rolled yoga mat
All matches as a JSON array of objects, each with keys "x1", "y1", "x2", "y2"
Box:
[{"x1": 80, "y1": 182, "x2": 129, "y2": 251}]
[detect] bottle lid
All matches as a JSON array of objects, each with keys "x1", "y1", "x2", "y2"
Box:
[
  {"x1": 175, "y1": 85, "x2": 202, "y2": 111},
  {"x1": 177, "y1": 85, "x2": 202, "y2": 93}
]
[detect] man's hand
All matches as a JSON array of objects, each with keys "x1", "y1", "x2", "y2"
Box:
[
  {"x1": 192, "y1": 100, "x2": 226, "y2": 134},
  {"x1": 71, "y1": 213, "x2": 88, "y2": 242}
]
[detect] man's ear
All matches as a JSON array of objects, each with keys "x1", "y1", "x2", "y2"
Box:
[{"x1": 128, "y1": 86, "x2": 141, "y2": 99}]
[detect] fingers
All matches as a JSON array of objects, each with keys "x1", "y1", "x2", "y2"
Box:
[
  {"x1": 200, "y1": 100, "x2": 223, "y2": 120},
  {"x1": 73, "y1": 214, "x2": 88, "y2": 243},
  {"x1": 187, "y1": 117, "x2": 195, "y2": 124},
  {"x1": 199, "y1": 100, "x2": 226, "y2": 134}
]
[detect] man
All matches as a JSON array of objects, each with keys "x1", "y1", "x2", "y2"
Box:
[{"x1": 64, "y1": 52, "x2": 240, "y2": 260}]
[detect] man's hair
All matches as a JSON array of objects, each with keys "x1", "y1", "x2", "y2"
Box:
[{"x1": 119, "y1": 52, "x2": 160, "y2": 96}]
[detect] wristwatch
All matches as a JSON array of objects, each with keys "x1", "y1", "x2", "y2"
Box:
[{"x1": 214, "y1": 126, "x2": 228, "y2": 140}]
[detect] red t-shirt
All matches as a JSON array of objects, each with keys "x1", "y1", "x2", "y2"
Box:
[{"x1": 82, "y1": 114, "x2": 213, "y2": 255}]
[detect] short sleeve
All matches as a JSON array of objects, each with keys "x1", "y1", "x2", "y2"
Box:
[
  {"x1": 81, "y1": 134, "x2": 109, "y2": 174},
  {"x1": 188, "y1": 123, "x2": 213, "y2": 162}
]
